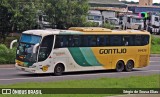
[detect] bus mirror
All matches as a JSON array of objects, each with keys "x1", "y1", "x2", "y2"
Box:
[
  {"x1": 33, "y1": 43, "x2": 40, "y2": 53},
  {"x1": 10, "y1": 40, "x2": 17, "y2": 49}
]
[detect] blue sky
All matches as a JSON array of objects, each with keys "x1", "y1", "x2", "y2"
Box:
[{"x1": 124, "y1": 0, "x2": 160, "y2": 3}]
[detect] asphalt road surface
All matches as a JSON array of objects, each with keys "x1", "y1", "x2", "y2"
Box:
[{"x1": 0, "y1": 57, "x2": 159, "y2": 85}]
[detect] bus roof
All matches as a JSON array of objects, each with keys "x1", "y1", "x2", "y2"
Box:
[
  {"x1": 22, "y1": 27, "x2": 150, "y2": 37},
  {"x1": 69, "y1": 27, "x2": 150, "y2": 35}
]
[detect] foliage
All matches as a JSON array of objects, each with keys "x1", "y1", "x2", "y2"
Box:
[
  {"x1": 0, "y1": 0, "x2": 90, "y2": 43},
  {"x1": 45, "y1": 0, "x2": 89, "y2": 29},
  {"x1": 0, "y1": 44, "x2": 16, "y2": 64},
  {"x1": 151, "y1": 36, "x2": 160, "y2": 54},
  {"x1": 83, "y1": 21, "x2": 99, "y2": 27},
  {"x1": 151, "y1": 36, "x2": 160, "y2": 45},
  {"x1": 0, "y1": 0, "x2": 45, "y2": 43},
  {"x1": 103, "y1": 23, "x2": 115, "y2": 29}
]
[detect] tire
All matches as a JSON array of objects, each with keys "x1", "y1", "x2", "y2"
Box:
[
  {"x1": 125, "y1": 61, "x2": 134, "y2": 72},
  {"x1": 116, "y1": 61, "x2": 125, "y2": 72},
  {"x1": 54, "y1": 64, "x2": 64, "y2": 76}
]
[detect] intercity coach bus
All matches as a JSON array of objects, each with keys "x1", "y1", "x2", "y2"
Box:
[{"x1": 11, "y1": 27, "x2": 151, "y2": 75}]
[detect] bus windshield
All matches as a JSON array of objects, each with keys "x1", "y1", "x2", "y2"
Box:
[
  {"x1": 88, "y1": 15, "x2": 102, "y2": 21},
  {"x1": 16, "y1": 34, "x2": 41, "y2": 63},
  {"x1": 132, "y1": 18, "x2": 143, "y2": 23}
]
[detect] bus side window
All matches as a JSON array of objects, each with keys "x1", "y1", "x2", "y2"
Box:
[
  {"x1": 81, "y1": 35, "x2": 89, "y2": 47},
  {"x1": 55, "y1": 35, "x2": 64, "y2": 48},
  {"x1": 72, "y1": 35, "x2": 81, "y2": 47},
  {"x1": 110, "y1": 35, "x2": 122, "y2": 46},
  {"x1": 135, "y1": 35, "x2": 142, "y2": 46},
  {"x1": 122, "y1": 36, "x2": 134, "y2": 46},
  {"x1": 97, "y1": 36, "x2": 109, "y2": 46},
  {"x1": 68, "y1": 35, "x2": 73, "y2": 47},
  {"x1": 55, "y1": 36, "x2": 61, "y2": 48},
  {"x1": 142, "y1": 35, "x2": 149, "y2": 45},
  {"x1": 63, "y1": 35, "x2": 69, "y2": 47},
  {"x1": 123, "y1": 37, "x2": 129, "y2": 46},
  {"x1": 55, "y1": 35, "x2": 69, "y2": 48},
  {"x1": 88, "y1": 35, "x2": 97, "y2": 47}
]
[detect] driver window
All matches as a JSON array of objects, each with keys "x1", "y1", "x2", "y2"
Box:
[{"x1": 38, "y1": 35, "x2": 54, "y2": 62}]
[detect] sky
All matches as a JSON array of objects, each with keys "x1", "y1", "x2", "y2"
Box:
[{"x1": 124, "y1": 0, "x2": 160, "y2": 3}]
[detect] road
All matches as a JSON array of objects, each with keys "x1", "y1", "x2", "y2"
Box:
[{"x1": 0, "y1": 57, "x2": 159, "y2": 85}]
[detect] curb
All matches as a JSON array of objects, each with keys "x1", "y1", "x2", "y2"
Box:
[
  {"x1": 0, "y1": 64, "x2": 15, "y2": 68},
  {"x1": 150, "y1": 54, "x2": 160, "y2": 57}
]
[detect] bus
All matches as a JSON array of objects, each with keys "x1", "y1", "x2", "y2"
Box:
[{"x1": 11, "y1": 27, "x2": 151, "y2": 75}]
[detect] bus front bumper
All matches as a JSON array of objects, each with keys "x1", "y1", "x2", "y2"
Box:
[{"x1": 15, "y1": 64, "x2": 37, "y2": 73}]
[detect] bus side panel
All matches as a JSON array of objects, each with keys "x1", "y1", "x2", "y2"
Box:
[
  {"x1": 91, "y1": 47, "x2": 113, "y2": 69},
  {"x1": 135, "y1": 45, "x2": 150, "y2": 68},
  {"x1": 91, "y1": 47, "x2": 138, "y2": 69},
  {"x1": 66, "y1": 48, "x2": 96, "y2": 72}
]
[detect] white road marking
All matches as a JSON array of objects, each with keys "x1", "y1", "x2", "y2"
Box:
[
  {"x1": 0, "y1": 68, "x2": 15, "y2": 69},
  {"x1": 148, "y1": 65, "x2": 160, "y2": 66},
  {"x1": 0, "y1": 70, "x2": 159, "y2": 81},
  {"x1": 150, "y1": 61, "x2": 160, "y2": 62}
]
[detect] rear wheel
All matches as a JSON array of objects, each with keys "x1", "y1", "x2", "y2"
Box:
[
  {"x1": 54, "y1": 64, "x2": 64, "y2": 76},
  {"x1": 125, "y1": 60, "x2": 134, "y2": 72},
  {"x1": 116, "y1": 61, "x2": 124, "y2": 72}
]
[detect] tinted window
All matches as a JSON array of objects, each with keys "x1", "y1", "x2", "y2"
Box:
[
  {"x1": 135, "y1": 35, "x2": 142, "y2": 46},
  {"x1": 88, "y1": 36, "x2": 97, "y2": 47},
  {"x1": 54, "y1": 35, "x2": 149, "y2": 48},
  {"x1": 122, "y1": 36, "x2": 134, "y2": 46},
  {"x1": 97, "y1": 36, "x2": 109, "y2": 46},
  {"x1": 110, "y1": 35, "x2": 122, "y2": 46},
  {"x1": 142, "y1": 35, "x2": 149, "y2": 45},
  {"x1": 38, "y1": 35, "x2": 54, "y2": 62},
  {"x1": 55, "y1": 35, "x2": 69, "y2": 48},
  {"x1": 155, "y1": 17, "x2": 159, "y2": 22}
]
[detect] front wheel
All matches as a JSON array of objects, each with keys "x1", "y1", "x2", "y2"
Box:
[
  {"x1": 125, "y1": 61, "x2": 134, "y2": 72},
  {"x1": 116, "y1": 61, "x2": 124, "y2": 72},
  {"x1": 54, "y1": 64, "x2": 64, "y2": 76}
]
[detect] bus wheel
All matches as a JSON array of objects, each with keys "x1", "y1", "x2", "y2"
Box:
[
  {"x1": 125, "y1": 60, "x2": 134, "y2": 72},
  {"x1": 54, "y1": 64, "x2": 64, "y2": 76},
  {"x1": 116, "y1": 61, "x2": 124, "y2": 72}
]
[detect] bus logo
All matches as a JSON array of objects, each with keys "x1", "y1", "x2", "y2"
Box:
[{"x1": 99, "y1": 48, "x2": 127, "y2": 54}]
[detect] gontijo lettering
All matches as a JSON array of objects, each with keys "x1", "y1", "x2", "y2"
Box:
[{"x1": 99, "y1": 48, "x2": 127, "y2": 54}]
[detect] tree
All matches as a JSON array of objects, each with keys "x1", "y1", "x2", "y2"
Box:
[
  {"x1": 0, "y1": 0, "x2": 42, "y2": 43},
  {"x1": 45, "y1": 0, "x2": 89, "y2": 29},
  {"x1": 9, "y1": 0, "x2": 41, "y2": 32},
  {"x1": 0, "y1": 0, "x2": 12, "y2": 43}
]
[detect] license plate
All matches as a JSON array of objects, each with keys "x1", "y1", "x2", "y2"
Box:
[{"x1": 21, "y1": 68, "x2": 25, "y2": 71}]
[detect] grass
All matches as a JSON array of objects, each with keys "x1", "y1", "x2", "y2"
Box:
[
  {"x1": 151, "y1": 35, "x2": 160, "y2": 54},
  {"x1": 0, "y1": 74, "x2": 159, "y2": 88},
  {"x1": 0, "y1": 74, "x2": 159, "y2": 97}
]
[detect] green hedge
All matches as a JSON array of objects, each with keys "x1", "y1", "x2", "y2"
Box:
[
  {"x1": 0, "y1": 44, "x2": 16, "y2": 64},
  {"x1": 151, "y1": 36, "x2": 160, "y2": 54}
]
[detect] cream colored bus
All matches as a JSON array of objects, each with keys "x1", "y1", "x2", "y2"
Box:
[{"x1": 12, "y1": 27, "x2": 151, "y2": 75}]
